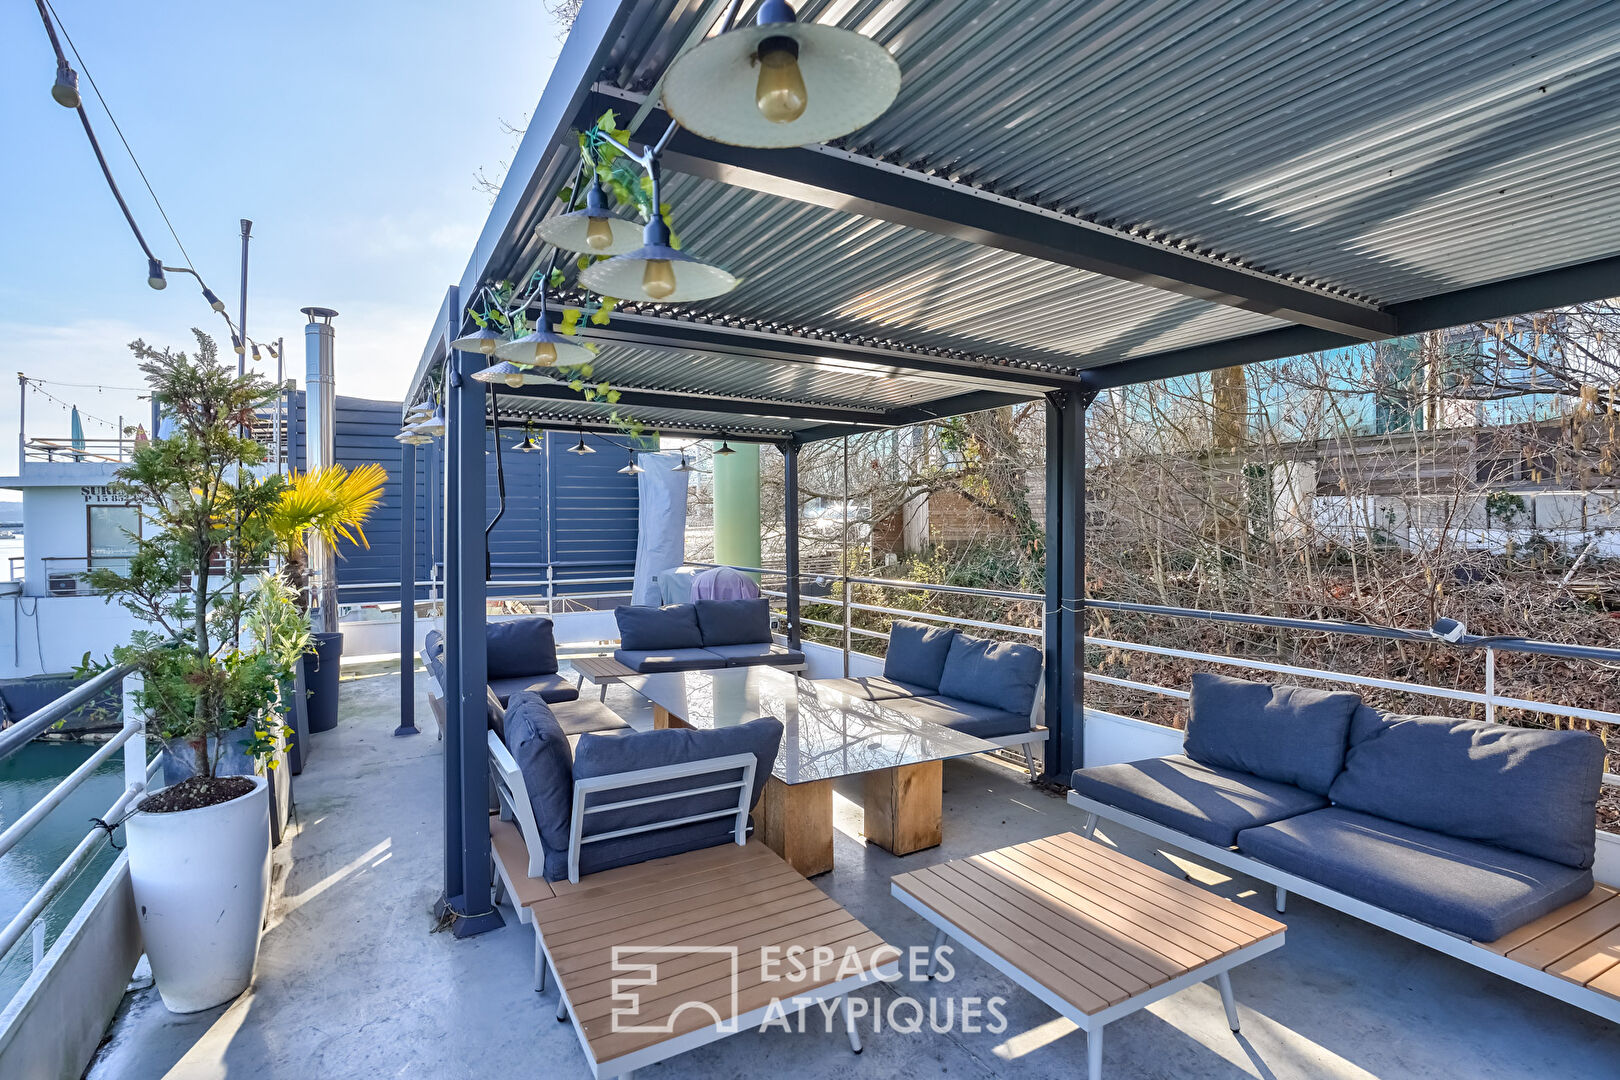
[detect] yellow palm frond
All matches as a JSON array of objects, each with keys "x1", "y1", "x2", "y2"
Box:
[{"x1": 269, "y1": 463, "x2": 386, "y2": 552}]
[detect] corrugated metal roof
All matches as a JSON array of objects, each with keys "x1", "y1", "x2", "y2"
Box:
[{"x1": 494, "y1": 392, "x2": 817, "y2": 438}]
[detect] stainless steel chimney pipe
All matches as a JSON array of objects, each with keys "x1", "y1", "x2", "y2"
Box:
[{"x1": 302, "y1": 306, "x2": 339, "y2": 633}]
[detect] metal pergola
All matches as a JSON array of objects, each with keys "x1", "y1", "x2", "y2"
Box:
[{"x1": 402, "y1": 0, "x2": 1620, "y2": 935}]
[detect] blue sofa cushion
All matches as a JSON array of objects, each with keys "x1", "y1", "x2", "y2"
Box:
[
  {"x1": 549, "y1": 699, "x2": 632, "y2": 737},
  {"x1": 694, "y1": 598, "x2": 771, "y2": 647},
  {"x1": 614, "y1": 647, "x2": 726, "y2": 673},
  {"x1": 571, "y1": 716, "x2": 785, "y2": 877},
  {"x1": 1238, "y1": 807, "x2": 1595, "y2": 941},
  {"x1": 1184, "y1": 673, "x2": 1360, "y2": 796},
  {"x1": 420, "y1": 630, "x2": 446, "y2": 689},
  {"x1": 1071, "y1": 754, "x2": 1329, "y2": 848},
  {"x1": 1329, "y1": 711, "x2": 1604, "y2": 869},
  {"x1": 486, "y1": 616, "x2": 559, "y2": 679},
  {"x1": 488, "y1": 673, "x2": 581, "y2": 707},
  {"x1": 615, "y1": 604, "x2": 704, "y2": 651},
  {"x1": 879, "y1": 694, "x2": 1031, "y2": 740},
  {"x1": 502, "y1": 693, "x2": 573, "y2": 881},
  {"x1": 706, "y1": 642, "x2": 806, "y2": 667},
  {"x1": 936, "y1": 634, "x2": 1043, "y2": 717},
  {"x1": 818, "y1": 676, "x2": 933, "y2": 702},
  {"x1": 883, "y1": 621, "x2": 956, "y2": 692}
]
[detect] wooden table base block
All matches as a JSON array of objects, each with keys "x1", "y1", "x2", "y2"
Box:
[
  {"x1": 863, "y1": 760, "x2": 943, "y2": 856},
  {"x1": 761, "y1": 776, "x2": 834, "y2": 877},
  {"x1": 652, "y1": 704, "x2": 676, "y2": 730}
]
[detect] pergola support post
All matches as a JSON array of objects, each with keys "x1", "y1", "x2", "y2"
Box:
[
  {"x1": 440, "y1": 343, "x2": 503, "y2": 938},
  {"x1": 782, "y1": 440, "x2": 802, "y2": 649},
  {"x1": 1043, "y1": 390, "x2": 1091, "y2": 782},
  {"x1": 395, "y1": 440, "x2": 419, "y2": 737}
]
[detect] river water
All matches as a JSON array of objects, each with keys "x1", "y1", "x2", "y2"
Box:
[{"x1": 0, "y1": 741, "x2": 126, "y2": 1009}]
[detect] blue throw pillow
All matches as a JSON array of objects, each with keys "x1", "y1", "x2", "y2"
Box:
[
  {"x1": 935, "y1": 633, "x2": 1043, "y2": 717},
  {"x1": 571, "y1": 716, "x2": 784, "y2": 875},
  {"x1": 486, "y1": 616, "x2": 558, "y2": 679},
  {"x1": 695, "y1": 598, "x2": 771, "y2": 646},
  {"x1": 1184, "y1": 673, "x2": 1359, "y2": 796},
  {"x1": 1329, "y1": 711, "x2": 1604, "y2": 868},
  {"x1": 615, "y1": 604, "x2": 704, "y2": 651},
  {"x1": 502, "y1": 693, "x2": 573, "y2": 881},
  {"x1": 883, "y1": 621, "x2": 956, "y2": 692}
]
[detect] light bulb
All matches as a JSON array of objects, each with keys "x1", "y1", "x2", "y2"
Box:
[
  {"x1": 755, "y1": 37, "x2": 807, "y2": 124},
  {"x1": 504, "y1": 371, "x2": 525, "y2": 388},
  {"x1": 642, "y1": 259, "x2": 677, "y2": 299},
  {"x1": 531, "y1": 341, "x2": 557, "y2": 364},
  {"x1": 585, "y1": 216, "x2": 614, "y2": 250},
  {"x1": 52, "y1": 61, "x2": 80, "y2": 109},
  {"x1": 147, "y1": 258, "x2": 167, "y2": 290},
  {"x1": 478, "y1": 337, "x2": 497, "y2": 356}
]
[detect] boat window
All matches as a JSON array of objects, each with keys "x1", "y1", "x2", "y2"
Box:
[{"x1": 87, "y1": 504, "x2": 141, "y2": 569}]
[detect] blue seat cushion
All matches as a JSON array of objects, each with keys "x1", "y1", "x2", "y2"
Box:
[
  {"x1": 878, "y1": 693, "x2": 1031, "y2": 740},
  {"x1": 613, "y1": 647, "x2": 726, "y2": 673},
  {"x1": 883, "y1": 621, "x2": 956, "y2": 692},
  {"x1": 694, "y1": 598, "x2": 772, "y2": 647},
  {"x1": 1238, "y1": 807, "x2": 1595, "y2": 941},
  {"x1": 488, "y1": 672, "x2": 580, "y2": 707},
  {"x1": 420, "y1": 630, "x2": 446, "y2": 689},
  {"x1": 572, "y1": 716, "x2": 784, "y2": 877},
  {"x1": 1070, "y1": 754, "x2": 1329, "y2": 848},
  {"x1": 615, "y1": 604, "x2": 704, "y2": 651},
  {"x1": 1184, "y1": 673, "x2": 1360, "y2": 796},
  {"x1": 818, "y1": 676, "x2": 932, "y2": 702},
  {"x1": 1328, "y1": 710, "x2": 1604, "y2": 869},
  {"x1": 706, "y1": 642, "x2": 806, "y2": 667},
  {"x1": 935, "y1": 634, "x2": 1043, "y2": 717},
  {"x1": 486, "y1": 616, "x2": 559, "y2": 679},
  {"x1": 546, "y1": 698, "x2": 632, "y2": 737},
  {"x1": 502, "y1": 694, "x2": 573, "y2": 881}
]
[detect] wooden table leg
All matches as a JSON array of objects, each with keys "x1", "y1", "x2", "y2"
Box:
[
  {"x1": 863, "y1": 760, "x2": 942, "y2": 856},
  {"x1": 652, "y1": 704, "x2": 674, "y2": 729},
  {"x1": 761, "y1": 777, "x2": 834, "y2": 877}
]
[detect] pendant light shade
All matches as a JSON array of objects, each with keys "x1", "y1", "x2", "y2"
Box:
[
  {"x1": 512, "y1": 428, "x2": 541, "y2": 452},
  {"x1": 714, "y1": 435, "x2": 737, "y2": 456},
  {"x1": 450, "y1": 326, "x2": 507, "y2": 356},
  {"x1": 567, "y1": 427, "x2": 595, "y2": 455},
  {"x1": 147, "y1": 258, "x2": 167, "y2": 290},
  {"x1": 618, "y1": 454, "x2": 644, "y2": 476},
  {"x1": 577, "y1": 217, "x2": 738, "y2": 303},
  {"x1": 395, "y1": 430, "x2": 434, "y2": 445},
  {"x1": 471, "y1": 360, "x2": 555, "y2": 388},
  {"x1": 412, "y1": 404, "x2": 447, "y2": 437},
  {"x1": 661, "y1": 0, "x2": 901, "y2": 149},
  {"x1": 535, "y1": 180, "x2": 644, "y2": 255},
  {"x1": 672, "y1": 453, "x2": 696, "y2": 473},
  {"x1": 496, "y1": 325, "x2": 595, "y2": 368}
]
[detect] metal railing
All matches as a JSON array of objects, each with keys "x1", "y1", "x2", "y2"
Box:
[
  {"x1": 0, "y1": 663, "x2": 152, "y2": 980},
  {"x1": 701, "y1": 562, "x2": 1620, "y2": 751},
  {"x1": 333, "y1": 566, "x2": 635, "y2": 615}
]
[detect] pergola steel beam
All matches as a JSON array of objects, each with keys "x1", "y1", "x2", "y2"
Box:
[
  {"x1": 580, "y1": 90, "x2": 1397, "y2": 342},
  {"x1": 793, "y1": 389, "x2": 1038, "y2": 443},
  {"x1": 1080, "y1": 253, "x2": 1620, "y2": 390},
  {"x1": 499, "y1": 381, "x2": 890, "y2": 426}
]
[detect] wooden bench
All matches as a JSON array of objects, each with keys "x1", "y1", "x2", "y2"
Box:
[
  {"x1": 892, "y1": 832, "x2": 1285, "y2": 1080},
  {"x1": 488, "y1": 731, "x2": 897, "y2": 1078}
]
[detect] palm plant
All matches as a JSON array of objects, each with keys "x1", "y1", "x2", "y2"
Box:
[{"x1": 267, "y1": 463, "x2": 387, "y2": 613}]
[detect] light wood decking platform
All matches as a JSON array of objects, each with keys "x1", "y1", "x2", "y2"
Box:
[{"x1": 1482, "y1": 884, "x2": 1620, "y2": 1001}]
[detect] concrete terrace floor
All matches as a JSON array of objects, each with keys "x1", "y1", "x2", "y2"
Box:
[{"x1": 88, "y1": 669, "x2": 1620, "y2": 1080}]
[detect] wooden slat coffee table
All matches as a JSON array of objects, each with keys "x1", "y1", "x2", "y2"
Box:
[
  {"x1": 570, "y1": 654, "x2": 637, "y2": 701},
  {"x1": 892, "y1": 832, "x2": 1286, "y2": 1080}
]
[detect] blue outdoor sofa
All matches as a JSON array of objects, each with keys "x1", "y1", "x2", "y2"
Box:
[
  {"x1": 612, "y1": 598, "x2": 806, "y2": 673},
  {"x1": 819, "y1": 620, "x2": 1049, "y2": 777},
  {"x1": 1067, "y1": 672, "x2": 1613, "y2": 1020}
]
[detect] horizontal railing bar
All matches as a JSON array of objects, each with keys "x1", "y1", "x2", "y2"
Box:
[
  {"x1": 0, "y1": 725, "x2": 134, "y2": 860},
  {"x1": 1085, "y1": 672, "x2": 1191, "y2": 699},
  {"x1": 844, "y1": 574, "x2": 1044, "y2": 602},
  {"x1": 0, "y1": 662, "x2": 135, "y2": 762},
  {"x1": 843, "y1": 600, "x2": 1040, "y2": 637}
]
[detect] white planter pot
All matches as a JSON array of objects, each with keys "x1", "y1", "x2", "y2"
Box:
[{"x1": 126, "y1": 775, "x2": 271, "y2": 1013}]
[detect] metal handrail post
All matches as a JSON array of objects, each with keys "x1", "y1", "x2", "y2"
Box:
[{"x1": 122, "y1": 671, "x2": 145, "y2": 792}]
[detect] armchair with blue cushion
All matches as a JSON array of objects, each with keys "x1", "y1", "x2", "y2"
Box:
[{"x1": 612, "y1": 598, "x2": 806, "y2": 674}]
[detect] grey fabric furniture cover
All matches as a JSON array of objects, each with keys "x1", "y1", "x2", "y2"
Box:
[
  {"x1": 883, "y1": 621, "x2": 956, "y2": 691},
  {"x1": 1329, "y1": 710, "x2": 1604, "y2": 869},
  {"x1": 1184, "y1": 672, "x2": 1360, "y2": 795},
  {"x1": 818, "y1": 675, "x2": 934, "y2": 702},
  {"x1": 613, "y1": 599, "x2": 799, "y2": 673},
  {"x1": 504, "y1": 694, "x2": 575, "y2": 881},
  {"x1": 613, "y1": 647, "x2": 726, "y2": 673},
  {"x1": 487, "y1": 616, "x2": 559, "y2": 678},
  {"x1": 571, "y1": 716, "x2": 784, "y2": 878},
  {"x1": 543, "y1": 696, "x2": 632, "y2": 738},
  {"x1": 936, "y1": 634, "x2": 1043, "y2": 718},
  {"x1": 422, "y1": 627, "x2": 579, "y2": 706},
  {"x1": 880, "y1": 693, "x2": 1033, "y2": 740},
  {"x1": 1070, "y1": 754, "x2": 1329, "y2": 848},
  {"x1": 1237, "y1": 807, "x2": 1595, "y2": 941},
  {"x1": 488, "y1": 673, "x2": 581, "y2": 707}
]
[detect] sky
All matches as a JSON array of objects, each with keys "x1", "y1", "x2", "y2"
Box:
[{"x1": 1, "y1": 0, "x2": 567, "y2": 473}]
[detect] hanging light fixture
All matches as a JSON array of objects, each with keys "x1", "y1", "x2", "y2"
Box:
[
  {"x1": 567, "y1": 425, "x2": 595, "y2": 455},
  {"x1": 471, "y1": 360, "x2": 555, "y2": 389},
  {"x1": 660, "y1": 0, "x2": 901, "y2": 149},
  {"x1": 450, "y1": 325, "x2": 507, "y2": 356},
  {"x1": 146, "y1": 258, "x2": 167, "y2": 290},
  {"x1": 52, "y1": 59, "x2": 81, "y2": 109},
  {"x1": 202, "y1": 286, "x2": 226, "y2": 312},
  {"x1": 512, "y1": 426, "x2": 541, "y2": 453},
  {"x1": 618, "y1": 453, "x2": 644, "y2": 476},
  {"x1": 671, "y1": 450, "x2": 696, "y2": 473},
  {"x1": 395, "y1": 430, "x2": 434, "y2": 445},
  {"x1": 497, "y1": 294, "x2": 596, "y2": 367},
  {"x1": 535, "y1": 179, "x2": 643, "y2": 255},
  {"x1": 714, "y1": 434, "x2": 737, "y2": 456},
  {"x1": 577, "y1": 159, "x2": 738, "y2": 303},
  {"x1": 412, "y1": 403, "x2": 447, "y2": 437}
]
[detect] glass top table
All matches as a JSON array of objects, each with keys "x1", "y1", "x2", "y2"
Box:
[{"x1": 619, "y1": 666, "x2": 999, "y2": 785}]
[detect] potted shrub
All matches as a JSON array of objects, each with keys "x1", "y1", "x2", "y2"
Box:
[{"x1": 81, "y1": 331, "x2": 357, "y2": 1012}]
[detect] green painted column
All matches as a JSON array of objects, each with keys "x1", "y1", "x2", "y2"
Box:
[{"x1": 712, "y1": 440, "x2": 762, "y2": 572}]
